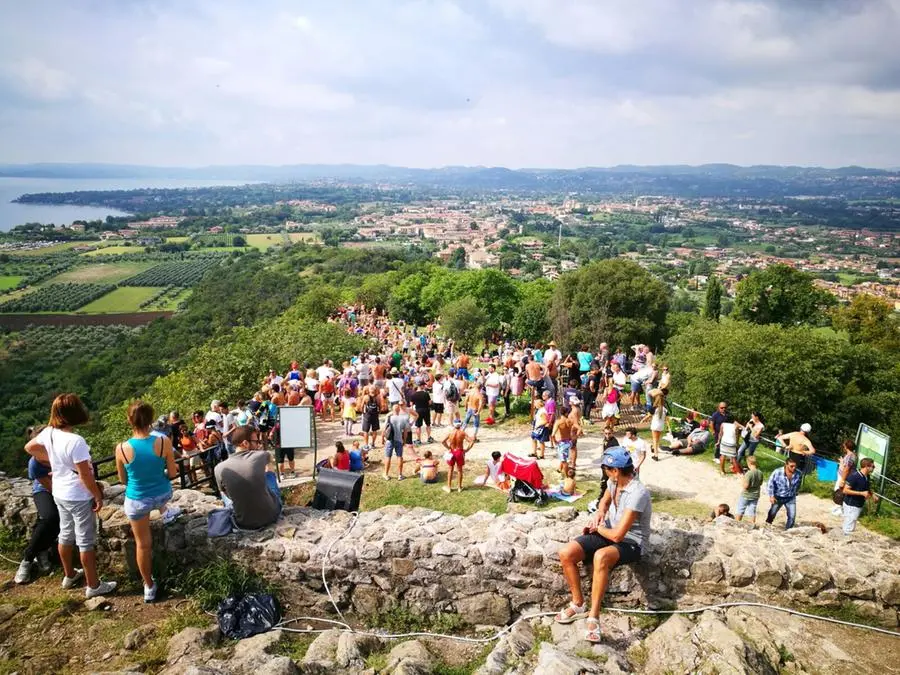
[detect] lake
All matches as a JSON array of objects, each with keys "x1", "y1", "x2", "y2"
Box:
[{"x1": 0, "y1": 177, "x2": 254, "y2": 232}]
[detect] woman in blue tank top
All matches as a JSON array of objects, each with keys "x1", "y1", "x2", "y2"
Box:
[{"x1": 115, "y1": 401, "x2": 180, "y2": 602}]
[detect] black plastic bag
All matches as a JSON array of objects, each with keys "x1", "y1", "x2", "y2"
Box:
[
  {"x1": 509, "y1": 478, "x2": 540, "y2": 503},
  {"x1": 217, "y1": 593, "x2": 282, "y2": 639}
]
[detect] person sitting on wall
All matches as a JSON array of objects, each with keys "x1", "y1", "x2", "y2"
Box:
[
  {"x1": 555, "y1": 448, "x2": 651, "y2": 644},
  {"x1": 213, "y1": 426, "x2": 281, "y2": 530}
]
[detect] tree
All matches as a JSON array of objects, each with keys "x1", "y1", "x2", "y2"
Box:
[
  {"x1": 356, "y1": 271, "x2": 399, "y2": 311},
  {"x1": 550, "y1": 259, "x2": 669, "y2": 351},
  {"x1": 388, "y1": 271, "x2": 431, "y2": 325},
  {"x1": 232, "y1": 235, "x2": 247, "y2": 247},
  {"x1": 661, "y1": 319, "x2": 900, "y2": 464},
  {"x1": 671, "y1": 289, "x2": 699, "y2": 314},
  {"x1": 732, "y1": 264, "x2": 836, "y2": 327},
  {"x1": 440, "y1": 297, "x2": 489, "y2": 352},
  {"x1": 296, "y1": 285, "x2": 341, "y2": 321},
  {"x1": 832, "y1": 294, "x2": 900, "y2": 354},
  {"x1": 453, "y1": 269, "x2": 521, "y2": 331},
  {"x1": 499, "y1": 250, "x2": 522, "y2": 270},
  {"x1": 448, "y1": 247, "x2": 467, "y2": 270},
  {"x1": 704, "y1": 275, "x2": 724, "y2": 321},
  {"x1": 511, "y1": 279, "x2": 553, "y2": 343}
]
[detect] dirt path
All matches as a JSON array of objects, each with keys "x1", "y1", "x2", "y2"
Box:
[{"x1": 283, "y1": 417, "x2": 855, "y2": 532}]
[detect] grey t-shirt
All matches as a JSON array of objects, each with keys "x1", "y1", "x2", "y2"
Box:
[
  {"x1": 387, "y1": 413, "x2": 411, "y2": 441},
  {"x1": 214, "y1": 451, "x2": 279, "y2": 530},
  {"x1": 606, "y1": 479, "x2": 652, "y2": 553}
]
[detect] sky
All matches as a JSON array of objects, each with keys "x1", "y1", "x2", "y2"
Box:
[{"x1": 1, "y1": 0, "x2": 899, "y2": 169}]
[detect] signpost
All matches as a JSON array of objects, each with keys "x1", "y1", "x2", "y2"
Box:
[
  {"x1": 855, "y1": 423, "x2": 891, "y2": 513},
  {"x1": 278, "y1": 405, "x2": 318, "y2": 480}
]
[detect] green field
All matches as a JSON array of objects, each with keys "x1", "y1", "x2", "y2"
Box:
[
  {"x1": 76, "y1": 286, "x2": 166, "y2": 314},
  {"x1": 247, "y1": 232, "x2": 318, "y2": 249},
  {"x1": 81, "y1": 245, "x2": 143, "y2": 257},
  {"x1": 0, "y1": 275, "x2": 24, "y2": 291},
  {"x1": 13, "y1": 241, "x2": 93, "y2": 256},
  {"x1": 165, "y1": 236, "x2": 190, "y2": 243},
  {"x1": 50, "y1": 261, "x2": 154, "y2": 284}
]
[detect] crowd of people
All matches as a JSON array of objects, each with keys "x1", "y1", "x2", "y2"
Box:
[{"x1": 12, "y1": 304, "x2": 881, "y2": 642}]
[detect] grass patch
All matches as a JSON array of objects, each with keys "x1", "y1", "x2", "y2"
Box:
[
  {"x1": 575, "y1": 647, "x2": 608, "y2": 664},
  {"x1": 365, "y1": 650, "x2": 389, "y2": 671},
  {"x1": 81, "y1": 244, "x2": 143, "y2": 256},
  {"x1": 273, "y1": 633, "x2": 316, "y2": 662},
  {"x1": 651, "y1": 494, "x2": 711, "y2": 520},
  {"x1": 133, "y1": 603, "x2": 211, "y2": 670},
  {"x1": 804, "y1": 601, "x2": 883, "y2": 628},
  {"x1": 369, "y1": 606, "x2": 467, "y2": 634},
  {"x1": 168, "y1": 557, "x2": 277, "y2": 611},
  {"x1": 860, "y1": 512, "x2": 900, "y2": 540},
  {"x1": 13, "y1": 241, "x2": 90, "y2": 256},
  {"x1": 0, "y1": 526, "x2": 25, "y2": 565},
  {"x1": 0, "y1": 275, "x2": 24, "y2": 290},
  {"x1": 50, "y1": 261, "x2": 154, "y2": 284},
  {"x1": 76, "y1": 285, "x2": 166, "y2": 313}
]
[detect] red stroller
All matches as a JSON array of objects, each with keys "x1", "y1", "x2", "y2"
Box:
[{"x1": 500, "y1": 453, "x2": 548, "y2": 505}]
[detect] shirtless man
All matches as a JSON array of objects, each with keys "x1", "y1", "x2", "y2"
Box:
[
  {"x1": 462, "y1": 385, "x2": 484, "y2": 442},
  {"x1": 372, "y1": 357, "x2": 388, "y2": 391},
  {"x1": 525, "y1": 358, "x2": 546, "y2": 398},
  {"x1": 442, "y1": 419, "x2": 475, "y2": 493},
  {"x1": 455, "y1": 352, "x2": 471, "y2": 381}
]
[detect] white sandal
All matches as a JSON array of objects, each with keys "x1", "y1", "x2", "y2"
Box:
[
  {"x1": 584, "y1": 617, "x2": 602, "y2": 643},
  {"x1": 554, "y1": 602, "x2": 587, "y2": 624}
]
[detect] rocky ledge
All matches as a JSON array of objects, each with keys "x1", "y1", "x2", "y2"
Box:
[{"x1": 1, "y1": 476, "x2": 897, "y2": 632}]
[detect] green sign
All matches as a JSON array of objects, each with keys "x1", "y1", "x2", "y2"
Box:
[{"x1": 855, "y1": 423, "x2": 890, "y2": 479}]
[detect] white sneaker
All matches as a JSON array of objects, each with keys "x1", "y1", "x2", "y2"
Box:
[
  {"x1": 36, "y1": 551, "x2": 52, "y2": 574},
  {"x1": 61, "y1": 568, "x2": 84, "y2": 589},
  {"x1": 144, "y1": 581, "x2": 158, "y2": 603},
  {"x1": 830, "y1": 506, "x2": 842, "y2": 517},
  {"x1": 85, "y1": 580, "x2": 117, "y2": 598},
  {"x1": 162, "y1": 506, "x2": 182, "y2": 525},
  {"x1": 14, "y1": 560, "x2": 32, "y2": 584}
]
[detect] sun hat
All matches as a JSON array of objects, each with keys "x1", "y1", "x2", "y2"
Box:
[{"x1": 800, "y1": 423, "x2": 812, "y2": 433}]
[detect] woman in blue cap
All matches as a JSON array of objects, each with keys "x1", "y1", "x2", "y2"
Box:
[{"x1": 554, "y1": 447, "x2": 652, "y2": 644}]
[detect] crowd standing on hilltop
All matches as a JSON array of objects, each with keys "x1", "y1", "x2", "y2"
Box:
[{"x1": 13, "y1": 303, "x2": 876, "y2": 635}]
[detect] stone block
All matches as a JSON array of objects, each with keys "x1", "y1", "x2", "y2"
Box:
[
  {"x1": 456, "y1": 592, "x2": 511, "y2": 626},
  {"x1": 391, "y1": 558, "x2": 416, "y2": 576}
]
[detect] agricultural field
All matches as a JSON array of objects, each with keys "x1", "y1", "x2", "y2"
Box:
[
  {"x1": 81, "y1": 245, "x2": 144, "y2": 257},
  {"x1": 49, "y1": 261, "x2": 155, "y2": 284},
  {"x1": 10, "y1": 241, "x2": 93, "y2": 256},
  {"x1": 77, "y1": 286, "x2": 165, "y2": 314},
  {"x1": 119, "y1": 258, "x2": 223, "y2": 287},
  {"x1": 0, "y1": 276, "x2": 24, "y2": 291},
  {"x1": 0, "y1": 283, "x2": 113, "y2": 313}
]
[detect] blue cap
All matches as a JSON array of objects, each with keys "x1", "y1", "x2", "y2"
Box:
[{"x1": 599, "y1": 447, "x2": 633, "y2": 469}]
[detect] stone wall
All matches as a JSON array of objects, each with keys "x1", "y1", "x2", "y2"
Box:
[{"x1": 1, "y1": 475, "x2": 897, "y2": 628}]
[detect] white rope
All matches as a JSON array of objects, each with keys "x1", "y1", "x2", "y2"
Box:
[{"x1": 269, "y1": 508, "x2": 900, "y2": 643}]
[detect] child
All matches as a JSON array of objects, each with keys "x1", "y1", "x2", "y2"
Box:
[
  {"x1": 712, "y1": 503, "x2": 734, "y2": 520},
  {"x1": 341, "y1": 386, "x2": 357, "y2": 437},
  {"x1": 600, "y1": 383, "x2": 620, "y2": 432},
  {"x1": 348, "y1": 440, "x2": 368, "y2": 472},
  {"x1": 417, "y1": 450, "x2": 439, "y2": 484},
  {"x1": 560, "y1": 467, "x2": 577, "y2": 497}
]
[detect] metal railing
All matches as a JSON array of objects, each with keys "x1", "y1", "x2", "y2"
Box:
[{"x1": 91, "y1": 447, "x2": 222, "y2": 497}]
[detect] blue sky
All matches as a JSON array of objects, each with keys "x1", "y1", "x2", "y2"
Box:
[{"x1": 1, "y1": 0, "x2": 899, "y2": 168}]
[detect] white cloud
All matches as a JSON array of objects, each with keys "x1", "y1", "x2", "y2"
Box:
[{"x1": 0, "y1": 0, "x2": 897, "y2": 167}]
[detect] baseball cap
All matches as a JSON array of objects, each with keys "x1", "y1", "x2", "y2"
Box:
[
  {"x1": 800, "y1": 423, "x2": 812, "y2": 433},
  {"x1": 596, "y1": 447, "x2": 633, "y2": 469},
  {"x1": 452, "y1": 419, "x2": 462, "y2": 428}
]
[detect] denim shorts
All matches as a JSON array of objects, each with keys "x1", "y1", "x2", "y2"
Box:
[
  {"x1": 736, "y1": 494, "x2": 759, "y2": 517},
  {"x1": 385, "y1": 438, "x2": 404, "y2": 458},
  {"x1": 123, "y1": 489, "x2": 173, "y2": 521}
]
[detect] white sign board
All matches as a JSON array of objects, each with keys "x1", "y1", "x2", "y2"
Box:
[{"x1": 279, "y1": 406, "x2": 314, "y2": 448}]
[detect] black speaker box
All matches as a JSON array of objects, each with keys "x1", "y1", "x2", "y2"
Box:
[{"x1": 312, "y1": 468, "x2": 363, "y2": 512}]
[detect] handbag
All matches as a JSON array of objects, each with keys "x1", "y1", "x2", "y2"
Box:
[
  {"x1": 832, "y1": 488, "x2": 845, "y2": 506},
  {"x1": 208, "y1": 507, "x2": 236, "y2": 537}
]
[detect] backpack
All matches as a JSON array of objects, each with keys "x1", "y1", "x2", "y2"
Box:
[
  {"x1": 446, "y1": 380, "x2": 460, "y2": 402},
  {"x1": 384, "y1": 415, "x2": 395, "y2": 442}
]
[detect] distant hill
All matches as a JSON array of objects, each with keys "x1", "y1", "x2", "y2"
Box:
[{"x1": 2, "y1": 162, "x2": 899, "y2": 199}]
